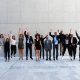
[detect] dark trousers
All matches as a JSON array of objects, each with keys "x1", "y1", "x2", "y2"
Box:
[
  {"x1": 40, "y1": 46, "x2": 44, "y2": 59},
  {"x1": 62, "y1": 44, "x2": 69, "y2": 56},
  {"x1": 60, "y1": 43, "x2": 63, "y2": 56},
  {"x1": 40, "y1": 49, "x2": 41, "y2": 59},
  {"x1": 69, "y1": 45, "x2": 76, "y2": 59},
  {"x1": 11, "y1": 45, "x2": 16, "y2": 57},
  {"x1": 53, "y1": 45, "x2": 58, "y2": 60},
  {"x1": 46, "y1": 49, "x2": 51, "y2": 60},
  {"x1": 79, "y1": 46, "x2": 80, "y2": 60},
  {"x1": 4, "y1": 50, "x2": 10, "y2": 60},
  {"x1": 26, "y1": 43, "x2": 32, "y2": 59}
]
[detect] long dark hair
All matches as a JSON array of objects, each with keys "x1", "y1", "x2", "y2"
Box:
[{"x1": 35, "y1": 33, "x2": 40, "y2": 39}]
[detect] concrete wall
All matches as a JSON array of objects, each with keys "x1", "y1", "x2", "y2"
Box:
[
  {"x1": 0, "y1": 0, "x2": 80, "y2": 56},
  {"x1": 0, "y1": 0, "x2": 80, "y2": 35}
]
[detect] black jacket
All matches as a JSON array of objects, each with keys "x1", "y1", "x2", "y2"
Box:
[
  {"x1": 4, "y1": 41, "x2": 10, "y2": 52},
  {"x1": 76, "y1": 32, "x2": 80, "y2": 45},
  {"x1": 49, "y1": 32, "x2": 60, "y2": 45},
  {"x1": 69, "y1": 37, "x2": 77, "y2": 47},
  {"x1": 24, "y1": 34, "x2": 33, "y2": 45}
]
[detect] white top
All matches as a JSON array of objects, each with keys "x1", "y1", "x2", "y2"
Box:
[
  {"x1": 65, "y1": 39, "x2": 69, "y2": 44},
  {"x1": 27, "y1": 37, "x2": 30, "y2": 44},
  {"x1": 54, "y1": 36, "x2": 58, "y2": 45},
  {"x1": 27, "y1": 38, "x2": 29, "y2": 43},
  {"x1": 11, "y1": 39, "x2": 16, "y2": 45},
  {"x1": 0, "y1": 38, "x2": 4, "y2": 46},
  {"x1": 71, "y1": 38, "x2": 73, "y2": 44}
]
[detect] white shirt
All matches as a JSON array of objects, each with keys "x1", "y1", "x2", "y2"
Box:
[
  {"x1": 27, "y1": 38, "x2": 29, "y2": 43},
  {"x1": 11, "y1": 39, "x2": 16, "y2": 45},
  {"x1": 71, "y1": 38, "x2": 73, "y2": 44},
  {"x1": 65, "y1": 39, "x2": 69, "y2": 44},
  {"x1": 54, "y1": 36, "x2": 58, "y2": 45},
  {"x1": 0, "y1": 38, "x2": 4, "y2": 46},
  {"x1": 47, "y1": 40, "x2": 49, "y2": 44}
]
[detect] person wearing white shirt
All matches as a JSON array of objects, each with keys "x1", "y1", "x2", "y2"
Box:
[
  {"x1": 49, "y1": 32, "x2": 59, "y2": 60},
  {"x1": 11, "y1": 35, "x2": 17, "y2": 58},
  {"x1": 44, "y1": 36, "x2": 52, "y2": 61}
]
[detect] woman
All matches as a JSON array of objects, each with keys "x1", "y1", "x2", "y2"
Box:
[
  {"x1": 0, "y1": 34, "x2": 4, "y2": 53},
  {"x1": 11, "y1": 35, "x2": 17, "y2": 58},
  {"x1": 18, "y1": 34, "x2": 24, "y2": 60},
  {"x1": 34, "y1": 33, "x2": 41, "y2": 61},
  {"x1": 4, "y1": 38, "x2": 10, "y2": 62}
]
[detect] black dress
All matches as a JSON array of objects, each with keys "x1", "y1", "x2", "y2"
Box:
[
  {"x1": 35, "y1": 39, "x2": 41, "y2": 50},
  {"x1": 4, "y1": 41, "x2": 10, "y2": 60},
  {"x1": 18, "y1": 37, "x2": 24, "y2": 49},
  {"x1": 4, "y1": 41, "x2": 10, "y2": 53}
]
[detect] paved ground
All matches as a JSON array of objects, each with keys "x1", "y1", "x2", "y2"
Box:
[{"x1": 0, "y1": 56, "x2": 80, "y2": 80}]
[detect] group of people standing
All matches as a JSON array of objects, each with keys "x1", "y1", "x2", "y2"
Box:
[{"x1": 0, "y1": 28, "x2": 80, "y2": 62}]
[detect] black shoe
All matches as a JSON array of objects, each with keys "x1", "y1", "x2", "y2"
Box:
[
  {"x1": 11, "y1": 55, "x2": 12, "y2": 58},
  {"x1": 26, "y1": 58, "x2": 28, "y2": 60},
  {"x1": 30, "y1": 57, "x2": 33, "y2": 60},
  {"x1": 36, "y1": 59, "x2": 38, "y2": 62},
  {"x1": 53, "y1": 58, "x2": 55, "y2": 61},
  {"x1": 73, "y1": 57, "x2": 75, "y2": 60},
  {"x1": 56, "y1": 58, "x2": 58, "y2": 60},
  {"x1": 46, "y1": 59, "x2": 48, "y2": 61},
  {"x1": 49, "y1": 59, "x2": 51, "y2": 61},
  {"x1": 70, "y1": 59, "x2": 72, "y2": 61}
]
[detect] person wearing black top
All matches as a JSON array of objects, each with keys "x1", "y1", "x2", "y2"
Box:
[
  {"x1": 34, "y1": 33, "x2": 41, "y2": 61},
  {"x1": 24, "y1": 31, "x2": 33, "y2": 60},
  {"x1": 49, "y1": 32, "x2": 59, "y2": 60},
  {"x1": 58, "y1": 30, "x2": 65, "y2": 56},
  {"x1": 4, "y1": 38, "x2": 10, "y2": 62},
  {"x1": 69, "y1": 34, "x2": 77, "y2": 60},
  {"x1": 40, "y1": 35, "x2": 48, "y2": 59},
  {"x1": 62, "y1": 34, "x2": 70, "y2": 57},
  {"x1": 75, "y1": 31, "x2": 80, "y2": 61}
]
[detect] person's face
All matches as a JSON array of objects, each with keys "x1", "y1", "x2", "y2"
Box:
[
  {"x1": 46, "y1": 36, "x2": 49, "y2": 40},
  {"x1": 6, "y1": 38, "x2": 9, "y2": 42},
  {"x1": 54, "y1": 32, "x2": 57, "y2": 35},
  {"x1": 66, "y1": 34, "x2": 68, "y2": 37},
  {"x1": 19, "y1": 34, "x2": 22, "y2": 38},
  {"x1": 36, "y1": 35, "x2": 39, "y2": 39},
  {"x1": 1, "y1": 34, "x2": 3, "y2": 38},
  {"x1": 12, "y1": 36, "x2": 15, "y2": 40},
  {"x1": 41, "y1": 35, "x2": 43, "y2": 38},
  {"x1": 61, "y1": 31, "x2": 63, "y2": 34},
  {"x1": 27, "y1": 32, "x2": 30, "y2": 36}
]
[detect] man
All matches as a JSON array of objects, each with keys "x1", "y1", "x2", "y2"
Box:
[
  {"x1": 62, "y1": 34, "x2": 70, "y2": 57},
  {"x1": 75, "y1": 31, "x2": 80, "y2": 61},
  {"x1": 44, "y1": 36, "x2": 52, "y2": 61},
  {"x1": 40, "y1": 35, "x2": 48, "y2": 59},
  {"x1": 58, "y1": 30, "x2": 65, "y2": 56},
  {"x1": 24, "y1": 31, "x2": 33, "y2": 60},
  {"x1": 69, "y1": 34, "x2": 77, "y2": 60},
  {"x1": 49, "y1": 31, "x2": 59, "y2": 60}
]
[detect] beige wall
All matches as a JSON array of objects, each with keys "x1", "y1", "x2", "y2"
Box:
[
  {"x1": 0, "y1": 0, "x2": 80, "y2": 36},
  {"x1": 0, "y1": 0, "x2": 80, "y2": 56}
]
